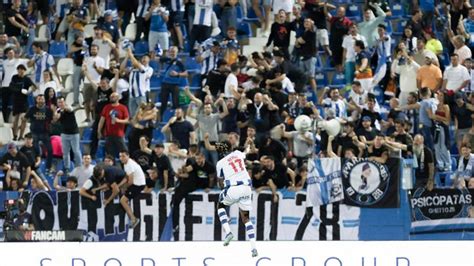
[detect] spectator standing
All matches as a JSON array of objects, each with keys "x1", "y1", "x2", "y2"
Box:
[
  {"x1": 261, "y1": 155, "x2": 295, "y2": 189},
  {"x1": 358, "y1": 3, "x2": 387, "y2": 49},
  {"x1": 161, "y1": 108, "x2": 196, "y2": 150},
  {"x1": 53, "y1": 96, "x2": 83, "y2": 173},
  {"x1": 98, "y1": 92, "x2": 130, "y2": 158},
  {"x1": 84, "y1": 67, "x2": 113, "y2": 159},
  {"x1": 304, "y1": 0, "x2": 334, "y2": 57},
  {"x1": 452, "y1": 93, "x2": 473, "y2": 151},
  {"x1": 69, "y1": 34, "x2": 88, "y2": 108},
  {"x1": 265, "y1": 10, "x2": 292, "y2": 59},
  {"x1": 145, "y1": 0, "x2": 170, "y2": 57},
  {"x1": 442, "y1": 53, "x2": 470, "y2": 99},
  {"x1": 28, "y1": 42, "x2": 60, "y2": 87},
  {"x1": 413, "y1": 134, "x2": 435, "y2": 190},
  {"x1": 353, "y1": 40, "x2": 373, "y2": 93},
  {"x1": 169, "y1": 0, "x2": 186, "y2": 50},
  {"x1": 10, "y1": 65, "x2": 36, "y2": 141},
  {"x1": 328, "y1": 6, "x2": 353, "y2": 71},
  {"x1": 135, "y1": 0, "x2": 151, "y2": 42},
  {"x1": 83, "y1": 44, "x2": 105, "y2": 121},
  {"x1": 416, "y1": 55, "x2": 442, "y2": 92},
  {"x1": 296, "y1": 18, "x2": 317, "y2": 91},
  {"x1": 197, "y1": 98, "x2": 229, "y2": 165},
  {"x1": 190, "y1": 0, "x2": 213, "y2": 56},
  {"x1": 126, "y1": 48, "x2": 153, "y2": 117},
  {"x1": 1, "y1": 47, "x2": 21, "y2": 122},
  {"x1": 91, "y1": 26, "x2": 116, "y2": 70},
  {"x1": 342, "y1": 24, "x2": 367, "y2": 86},
  {"x1": 159, "y1": 47, "x2": 188, "y2": 116},
  {"x1": 429, "y1": 91, "x2": 451, "y2": 171},
  {"x1": 4, "y1": 0, "x2": 29, "y2": 39},
  {"x1": 393, "y1": 45, "x2": 420, "y2": 106},
  {"x1": 55, "y1": 0, "x2": 90, "y2": 47},
  {"x1": 413, "y1": 38, "x2": 439, "y2": 67},
  {"x1": 24, "y1": 94, "x2": 53, "y2": 173},
  {"x1": 406, "y1": 9, "x2": 425, "y2": 39}
]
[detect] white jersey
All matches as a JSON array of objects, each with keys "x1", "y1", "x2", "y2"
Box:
[
  {"x1": 216, "y1": 150, "x2": 252, "y2": 187},
  {"x1": 124, "y1": 158, "x2": 146, "y2": 186}
]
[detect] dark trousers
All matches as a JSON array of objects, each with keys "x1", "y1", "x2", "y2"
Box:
[
  {"x1": 189, "y1": 25, "x2": 211, "y2": 56},
  {"x1": 172, "y1": 182, "x2": 197, "y2": 240},
  {"x1": 90, "y1": 118, "x2": 100, "y2": 158},
  {"x1": 160, "y1": 83, "x2": 180, "y2": 117},
  {"x1": 1, "y1": 87, "x2": 11, "y2": 123},
  {"x1": 105, "y1": 136, "x2": 127, "y2": 158},
  {"x1": 135, "y1": 16, "x2": 149, "y2": 42},
  {"x1": 33, "y1": 133, "x2": 53, "y2": 170}
]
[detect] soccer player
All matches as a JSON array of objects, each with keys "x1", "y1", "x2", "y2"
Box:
[{"x1": 215, "y1": 141, "x2": 258, "y2": 257}]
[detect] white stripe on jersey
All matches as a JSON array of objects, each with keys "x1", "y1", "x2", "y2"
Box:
[
  {"x1": 170, "y1": 0, "x2": 185, "y2": 12},
  {"x1": 200, "y1": 50, "x2": 218, "y2": 75},
  {"x1": 32, "y1": 51, "x2": 55, "y2": 84},
  {"x1": 136, "y1": 0, "x2": 150, "y2": 17},
  {"x1": 193, "y1": 0, "x2": 213, "y2": 27},
  {"x1": 129, "y1": 65, "x2": 153, "y2": 97}
]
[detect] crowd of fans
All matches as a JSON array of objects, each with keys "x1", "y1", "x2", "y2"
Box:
[{"x1": 0, "y1": 0, "x2": 473, "y2": 209}]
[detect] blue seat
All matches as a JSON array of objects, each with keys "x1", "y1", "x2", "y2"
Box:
[
  {"x1": 330, "y1": 72, "x2": 346, "y2": 88},
  {"x1": 385, "y1": 20, "x2": 393, "y2": 34},
  {"x1": 152, "y1": 129, "x2": 166, "y2": 144},
  {"x1": 162, "y1": 109, "x2": 175, "y2": 123},
  {"x1": 185, "y1": 57, "x2": 201, "y2": 74},
  {"x1": 134, "y1": 40, "x2": 149, "y2": 57},
  {"x1": 190, "y1": 74, "x2": 202, "y2": 87},
  {"x1": 439, "y1": 53, "x2": 450, "y2": 67},
  {"x1": 390, "y1": 3, "x2": 405, "y2": 19},
  {"x1": 48, "y1": 41, "x2": 67, "y2": 58},
  {"x1": 346, "y1": 4, "x2": 362, "y2": 22},
  {"x1": 315, "y1": 72, "x2": 329, "y2": 87},
  {"x1": 237, "y1": 22, "x2": 252, "y2": 39},
  {"x1": 236, "y1": 5, "x2": 244, "y2": 20}
]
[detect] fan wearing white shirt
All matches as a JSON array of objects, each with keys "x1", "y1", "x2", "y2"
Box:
[
  {"x1": 1, "y1": 47, "x2": 20, "y2": 122},
  {"x1": 224, "y1": 63, "x2": 239, "y2": 98},
  {"x1": 83, "y1": 44, "x2": 105, "y2": 122},
  {"x1": 442, "y1": 53, "x2": 470, "y2": 94},
  {"x1": 119, "y1": 150, "x2": 146, "y2": 229},
  {"x1": 91, "y1": 26, "x2": 116, "y2": 70},
  {"x1": 32, "y1": 70, "x2": 61, "y2": 97}
]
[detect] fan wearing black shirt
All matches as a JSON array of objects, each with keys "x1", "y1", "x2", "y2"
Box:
[
  {"x1": 295, "y1": 18, "x2": 317, "y2": 91},
  {"x1": 356, "y1": 116, "x2": 378, "y2": 144},
  {"x1": 261, "y1": 155, "x2": 295, "y2": 189},
  {"x1": 151, "y1": 143, "x2": 173, "y2": 191},
  {"x1": 4, "y1": 0, "x2": 29, "y2": 38},
  {"x1": 251, "y1": 163, "x2": 278, "y2": 203},
  {"x1": 172, "y1": 157, "x2": 199, "y2": 237},
  {"x1": 10, "y1": 64, "x2": 35, "y2": 141},
  {"x1": 19, "y1": 133, "x2": 51, "y2": 190},
  {"x1": 53, "y1": 96, "x2": 83, "y2": 173},
  {"x1": 193, "y1": 153, "x2": 216, "y2": 191},
  {"x1": 24, "y1": 94, "x2": 53, "y2": 172},
  {"x1": 131, "y1": 136, "x2": 153, "y2": 173},
  {"x1": 366, "y1": 135, "x2": 389, "y2": 164},
  {"x1": 336, "y1": 122, "x2": 360, "y2": 157},
  {"x1": 385, "y1": 120, "x2": 413, "y2": 158},
  {"x1": 265, "y1": 10, "x2": 292, "y2": 58},
  {"x1": 0, "y1": 142, "x2": 32, "y2": 188},
  {"x1": 87, "y1": 73, "x2": 113, "y2": 158}
]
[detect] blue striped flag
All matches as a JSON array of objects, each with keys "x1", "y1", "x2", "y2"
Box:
[{"x1": 307, "y1": 157, "x2": 343, "y2": 206}]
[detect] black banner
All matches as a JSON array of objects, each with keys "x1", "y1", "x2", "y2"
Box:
[{"x1": 342, "y1": 158, "x2": 400, "y2": 208}]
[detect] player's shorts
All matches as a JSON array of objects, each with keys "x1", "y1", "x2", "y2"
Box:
[
  {"x1": 125, "y1": 184, "x2": 145, "y2": 200},
  {"x1": 316, "y1": 29, "x2": 329, "y2": 47},
  {"x1": 219, "y1": 185, "x2": 252, "y2": 211}
]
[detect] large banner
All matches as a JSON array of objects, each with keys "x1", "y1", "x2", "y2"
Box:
[
  {"x1": 0, "y1": 190, "x2": 360, "y2": 241},
  {"x1": 409, "y1": 188, "x2": 474, "y2": 234},
  {"x1": 342, "y1": 158, "x2": 400, "y2": 208},
  {"x1": 307, "y1": 157, "x2": 343, "y2": 206}
]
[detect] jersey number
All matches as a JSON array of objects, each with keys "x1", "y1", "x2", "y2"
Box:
[{"x1": 229, "y1": 158, "x2": 244, "y2": 173}]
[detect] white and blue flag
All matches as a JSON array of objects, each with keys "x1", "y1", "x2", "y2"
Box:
[{"x1": 307, "y1": 157, "x2": 344, "y2": 206}]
